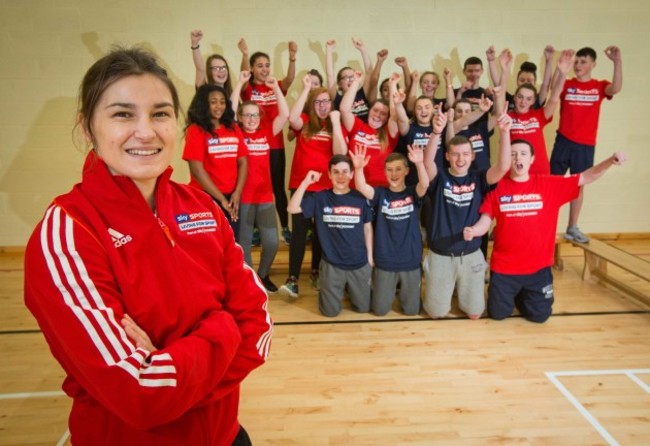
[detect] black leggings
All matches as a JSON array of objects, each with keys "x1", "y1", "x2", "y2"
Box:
[
  {"x1": 288, "y1": 191, "x2": 322, "y2": 278},
  {"x1": 232, "y1": 425, "x2": 252, "y2": 446},
  {"x1": 270, "y1": 149, "x2": 289, "y2": 228}
]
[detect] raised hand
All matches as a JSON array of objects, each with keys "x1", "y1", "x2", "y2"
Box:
[
  {"x1": 289, "y1": 41, "x2": 298, "y2": 58},
  {"x1": 557, "y1": 49, "x2": 576, "y2": 74},
  {"x1": 478, "y1": 94, "x2": 494, "y2": 113},
  {"x1": 351, "y1": 37, "x2": 366, "y2": 51},
  {"x1": 238, "y1": 38, "x2": 248, "y2": 55},
  {"x1": 612, "y1": 151, "x2": 627, "y2": 165},
  {"x1": 351, "y1": 144, "x2": 370, "y2": 169},
  {"x1": 497, "y1": 112, "x2": 513, "y2": 132},
  {"x1": 303, "y1": 170, "x2": 322, "y2": 185},
  {"x1": 238, "y1": 70, "x2": 251, "y2": 83},
  {"x1": 407, "y1": 144, "x2": 425, "y2": 164},
  {"x1": 190, "y1": 29, "x2": 203, "y2": 46},
  {"x1": 486, "y1": 45, "x2": 496, "y2": 62},
  {"x1": 544, "y1": 44, "x2": 555, "y2": 60},
  {"x1": 377, "y1": 49, "x2": 389, "y2": 61},
  {"x1": 604, "y1": 45, "x2": 621, "y2": 62},
  {"x1": 394, "y1": 56, "x2": 408, "y2": 67},
  {"x1": 433, "y1": 108, "x2": 448, "y2": 133}
]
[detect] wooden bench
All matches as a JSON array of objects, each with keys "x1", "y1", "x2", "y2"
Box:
[{"x1": 569, "y1": 238, "x2": 650, "y2": 305}]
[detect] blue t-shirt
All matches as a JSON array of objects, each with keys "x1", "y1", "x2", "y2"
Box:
[
  {"x1": 371, "y1": 186, "x2": 423, "y2": 271},
  {"x1": 302, "y1": 189, "x2": 373, "y2": 270},
  {"x1": 426, "y1": 168, "x2": 491, "y2": 255},
  {"x1": 458, "y1": 120, "x2": 491, "y2": 171},
  {"x1": 396, "y1": 122, "x2": 436, "y2": 186}
]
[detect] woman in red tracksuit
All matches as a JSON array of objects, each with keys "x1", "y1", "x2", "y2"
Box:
[{"x1": 23, "y1": 47, "x2": 272, "y2": 446}]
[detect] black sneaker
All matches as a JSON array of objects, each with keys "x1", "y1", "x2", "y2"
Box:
[{"x1": 261, "y1": 276, "x2": 278, "y2": 293}]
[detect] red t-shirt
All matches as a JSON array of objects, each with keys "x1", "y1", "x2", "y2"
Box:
[
  {"x1": 508, "y1": 108, "x2": 552, "y2": 175},
  {"x1": 480, "y1": 174, "x2": 580, "y2": 274},
  {"x1": 242, "y1": 82, "x2": 287, "y2": 150},
  {"x1": 347, "y1": 117, "x2": 398, "y2": 187},
  {"x1": 558, "y1": 78, "x2": 612, "y2": 146},
  {"x1": 288, "y1": 114, "x2": 333, "y2": 192},
  {"x1": 241, "y1": 125, "x2": 273, "y2": 204},
  {"x1": 183, "y1": 123, "x2": 248, "y2": 195}
]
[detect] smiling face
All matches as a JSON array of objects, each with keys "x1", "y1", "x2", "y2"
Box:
[
  {"x1": 384, "y1": 159, "x2": 408, "y2": 191},
  {"x1": 510, "y1": 141, "x2": 535, "y2": 180},
  {"x1": 420, "y1": 73, "x2": 439, "y2": 97},
  {"x1": 328, "y1": 161, "x2": 353, "y2": 193},
  {"x1": 454, "y1": 101, "x2": 472, "y2": 120},
  {"x1": 337, "y1": 68, "x2": 355, "y2": 93},
  {"x1": 414, "y1": 97, "x2": 434, "y2": 126},
  {"x1": 251, "y1": 55, "x2": 271, "y2": 83},
  {"x1": 514, "y1": 86, "x2": 536, "y2": 114},
  {"x1": 239, "y1": 103, "x2": 260, "y2": 132},
  {"x1": 208, "y1": 90, "x2": 227, "y2": 124},
  {"x1": 446, "y1": 142, "x2": 474, "y2": 176},
  {"x1": 367, "y1": 101, "x2": 389, "y2": 129},
  {"x1": 85, "y1": 74, "x2": 177, "y2": 197},
  {"x1": 208, "y1": 56, "x2": 229, "y2": 85},
  {"x1": 313, "y1": 92, "x2": 332, "y2": 119}
]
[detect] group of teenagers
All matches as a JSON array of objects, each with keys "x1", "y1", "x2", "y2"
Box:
[
  {"x1": 21, "y1": 34, "x2": 626, "y2": 444},
  {"x1": 184, "y1": 31, "x2": 626, "y2": 323}
]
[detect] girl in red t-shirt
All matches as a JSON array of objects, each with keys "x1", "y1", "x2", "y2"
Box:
[
  {"x1": 341, "y1": 72, "x2": 399, "y2": 188},
  {"x1": 279, "y1": 75, "x2": 347, "y2": 299},
  {"x1": 183, "y1": 85, "x2": 248, "y2": 239},
  {"x1": 238, "y1": 40, "x2": 297, "y2": 245},
  {"x1": 231, "y1": 72, "x2": 289, "y2": 293}
]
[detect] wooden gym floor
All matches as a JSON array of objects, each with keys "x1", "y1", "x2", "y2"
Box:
[{"x1": 1, "y1": 237, "x2": 649, "y2": 445}]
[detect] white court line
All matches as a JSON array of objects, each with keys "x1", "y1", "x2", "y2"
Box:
[
  {"x1": 56, "y1": 429, "x2": 70, "y2": 446},
  {"x1": 0, "y1": 390, "x2": 65, "y2": 400},
  {"x1": 545, "y1": 368, "x2": 650, "y2": 446}
]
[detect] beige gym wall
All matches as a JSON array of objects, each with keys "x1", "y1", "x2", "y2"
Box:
[{"x1": 1, "y1": 0, "x2": 648, "y2": 247}]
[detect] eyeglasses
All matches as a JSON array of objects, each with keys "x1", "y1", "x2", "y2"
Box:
[
  {"x1": 241, "y1": 113, "x2": 260, "y2": 119},
  {"x1": 314, "y1": 99, "x2": 331, "y2": 106},
  {"x1": 210, "y1": 66, "x2": 228, "y2": 72},
  {"x1": 339, "y1": 76, "x2": 355, "y2": 82}
]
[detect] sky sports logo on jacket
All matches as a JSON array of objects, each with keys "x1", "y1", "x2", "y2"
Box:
[{"x1": 175, "y1": 212, "x2": 218, "y2": 234}]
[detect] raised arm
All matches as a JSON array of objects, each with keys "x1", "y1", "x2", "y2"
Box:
[
  {"x1": 485, "y1": 112, "x2": 513, "y2": 185},
  {"x1": 230, "y1": 71, "x2": 251, "y2": 115},
  {"x1": 340, "y1": 71, "x2": 363, "y2": 131},
  {"x1": 486, "y1": 45, "x2": 500, "y2": 86},
  {"x1": 289, "y1": 74, "x2": 312, "y2": 131},
  {"x1": 325, "y1": 39, "x2": 337, "y2": 99},
  {"x1": 389, "y1": 73, "x2": 410, "y2": 136},
  {"x1": 190, "y1": 30, "x2": 206, "y2": 88},
  {"x1": 424, "y1": 109, "x2": 447, "y2": 181},
  {"x1": 604, "y1": 45, "x2": 623, "y2": 97},
  {"x1": 369, "y1": 48, "x2": 389, "y2": 104},
  {"x1": 406, "y1": 70, "x2": 420, "y2": 115},
  {"x1": 395, "y1": 56, "x2": 412, "y2": 96},
  {"x1": 537, "y1": 45, "x2": 555, "y2": 105},
  {"x1": 579, "y1": 152, "x2": 626, "y2": 186},
  {"x1": 287, "y1": 171, "x2": 322, "y2": 214},
  {"x1": 543, "y1": 49, "x2": 574, "y2": 120},
  {"x1": 443, "y1": 68, "x2": 455, "y2": 111},
  {"x1": 352, "y1": 37, "x2": 374, "y2": 97},
  {"x1": 330, "y1": 110, "x2": 348, "y2": 155},
  {"x1": 269, "y1": 77, "x2": 290, "y2": 135},
  {"x1": 351, "y1": 143, "x2": 375, "y2": 200},
  {"x1": 279, "y1": 41, "x2": 298, "y2": 92},
  {"x1": 408, "y1": 144, "x2": 430, "y2": 197},
  {"x1": 445, "y1": 107, "x2": 456, "y2": 144},
  {"x1": 238, "y1": 38, "x2": 249, "y2": 73},
  {"x1": 451, "y1": 95, "x2": 492, "y2": 133}
]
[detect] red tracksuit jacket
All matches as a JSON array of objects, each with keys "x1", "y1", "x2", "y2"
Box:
[{"x1": 24, "y1": 152, "x2": 272, "y2": 445}]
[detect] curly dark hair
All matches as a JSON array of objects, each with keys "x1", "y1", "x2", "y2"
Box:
[{"x1": 185, "y1": 84, "x2": 235, "y2": 135}]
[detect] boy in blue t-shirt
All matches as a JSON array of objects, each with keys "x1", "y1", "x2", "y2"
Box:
[
  {"x1": 287, "y1": 155, "x2": 374, "y2": 317},
  {"x1": 351, "y1": 144, "x2": 429, "y2": 316}
]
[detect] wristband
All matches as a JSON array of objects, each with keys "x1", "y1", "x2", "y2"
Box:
[
  {"x1": 191, "y1": 45, "x2": 200, "y2": 50},
  {"x1": 289, "y1": 58, "x2": 296, "y2": 62}
]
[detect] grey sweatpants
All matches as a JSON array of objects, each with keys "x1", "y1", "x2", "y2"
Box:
[
  {"x1": 319, "y1": 260, "x2": 371, "y2": 317},
  {"x1": 238, "y1": 202, "x2": 278, "y2": 278}
]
